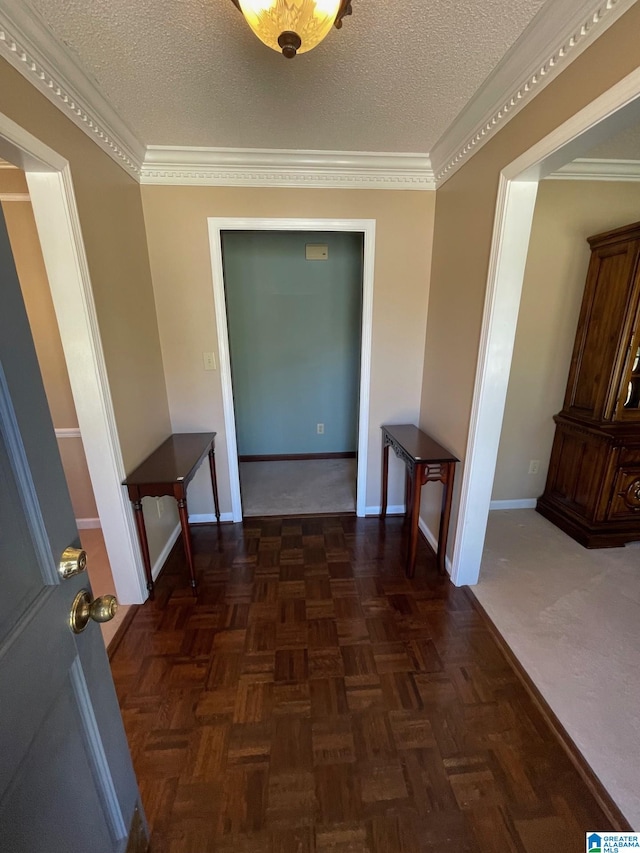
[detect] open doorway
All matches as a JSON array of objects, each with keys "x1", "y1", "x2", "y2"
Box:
[
  {"x1": 221, "y1": 229, "x2": 363, "y2": 517},
  {"x1": 0, "y1": 111, "x2": 148, "y2": 619},
  {"x1": 451, "y1": 72, "x2": 640, "y2": 586},
  {"x1": 451, "y1": 73, "x2": 640, "y2": 826},
  {"x1": 0, "y1": 166, "x2": 130, "y2": 647},
  {"x1": 208, "y1": 217, "x2": 375, "y2": 521}
]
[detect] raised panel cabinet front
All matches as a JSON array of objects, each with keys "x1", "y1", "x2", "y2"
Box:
[
  {"x1": 608, "y1": 466, "x2": 640, "y2": 520},
  {"x1": 537, "y1": 221, "x2": 640, "y2": 548}
]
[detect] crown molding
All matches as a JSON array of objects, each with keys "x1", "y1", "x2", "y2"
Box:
[
  {"x1": 0, "y1": 0, "x2": 633, "y2": 192},
  {"x1": 0, "y1": 0, "x2": 144, "y2": 176},
  {"x1": 430, "y1": 0, "x2": 638, "y2": 187},
  {"x1": 141, "y1": 147, "x2": 435, "y2": 190},
  {"x1": 548, "y1": 157, "x2": 640, "y2": 181}
]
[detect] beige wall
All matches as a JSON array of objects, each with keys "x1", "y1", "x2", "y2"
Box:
[
  {"x1": 0, "y1": 59, "x2": 170, "y2": 470},
  {"x1": 419, "y1": 2, "x2": 640, "y2": 546},
  {"x1": 493, "y1": 180, "x2": 640, "y2": 502},
  {"x1": 0, "y1": 58, "x2": 173, "y2": 565},
  {"x1": 1, "y1": 187, "x2": 99, "y2": 520},
  {"x1": 141, "y1": 186, "x2": 435, "y2": 514}
]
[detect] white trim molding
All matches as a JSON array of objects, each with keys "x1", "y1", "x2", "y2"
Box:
[
  {"x1": 208, "y1": 217, "x2": 376, "y2": 522},
  {"x1": 489, "y1": 499, "x2": 538, "y2": 510},
  {"x1": 0, "y1": 192, "x2": 29, "y2": 202},
  {"x1": 0, "y1": 107, "x2": 149, "y2": 604},
  {"x1": 418, "y1": 516, "x2": 453, "y2": 576},
  {"x1": 76, "y1": 517, "x2": 101, "y2": 529},
  {"x1": 142, "y1": 147, "x2": 435, "y2": 190},
  {"x1": 55, "y1": 427, "x2": 82, "y2": 439},
  {"x1": 0, "y1": 0, "x2": 144, "y2": 176},
  {"x1": 365, "y1": 505, "x2": 405, "y2": 516},
  {"x1": 430, "y1": 0, "x2": 637, "y2": 186},
  {"x1": 549, "y1": 157, "x2": 640, "y2": 181},
  {"x1": 151, "y1": 523, "x2": 181, "y2": 582},
  {"x1": 188, "y1": 512, "x2": 235, "y2": 524},
  {"x1": 452, "y1": 68, "x2": 640, "y2": 588},
  {"x1": 451, "y1": 177, "x2": 540, "y2": 587},
  {"x1": 0, "y1": 0, "x2": 636, "y2": 190},
  {"x1": 27, "y1": 164, "x2": 149, "y2": 603}
]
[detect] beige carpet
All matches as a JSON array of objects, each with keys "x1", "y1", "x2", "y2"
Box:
[
  {"x1": 476, "y1": 509, "x2": 640, "y2": 828},
  {"x1": 239, "y1": 458, "x2": 357, "y2": 516}
]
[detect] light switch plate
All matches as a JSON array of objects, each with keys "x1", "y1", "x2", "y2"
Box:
[{"x1": 203, "y1": 351, "x2": 217, "y2": 371}]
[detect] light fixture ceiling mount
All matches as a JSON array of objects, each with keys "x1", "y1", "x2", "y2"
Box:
[{"x1": 230, "y1": 0, "x2": 353, "y2": 59}]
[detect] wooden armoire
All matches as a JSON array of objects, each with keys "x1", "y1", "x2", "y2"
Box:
[{"x1": 537, "y1": 220, "x2": 640, "y2": 548}]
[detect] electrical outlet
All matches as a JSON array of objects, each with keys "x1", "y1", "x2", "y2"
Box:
[
  {"x1": 317, "y1": 423, "x2": 324, "y2": 435},
  {"x1": 203, "y1": 351, "x2": 217, "y2": 371},
  {"x1": 156, "y1": 497, "x2": 164, "y2": 518},
  {"x1": 528, "y1": 460, "x2": 540, "y2": 475}
]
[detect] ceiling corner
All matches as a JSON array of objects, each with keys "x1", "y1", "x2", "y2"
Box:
[
  {"x1": 430, "y1": 0, "x2": 638, "y2": 187},
  {"x1": 0, "y1": 0, "x2": 145, "y2": 176}
]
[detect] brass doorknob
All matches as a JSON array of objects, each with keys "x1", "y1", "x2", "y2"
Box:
[
  {"x1": 69, "y1": 589, "x2": 118, "y2": 634},
  {"x1": 59, "y1": 547, "x2": 87, "y2": 580}
]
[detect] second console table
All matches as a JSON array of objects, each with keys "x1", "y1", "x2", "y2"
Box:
[
  {"x1": 381, "y1": 424, "x2": 458, "y2": 578},
  {"x1": 122, "y1": 432, "x2": 220, "y2": 597}
]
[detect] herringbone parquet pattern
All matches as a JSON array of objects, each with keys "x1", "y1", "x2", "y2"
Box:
[{"x1": 110, "y1": 516, "x2": 611, "y2": 852}]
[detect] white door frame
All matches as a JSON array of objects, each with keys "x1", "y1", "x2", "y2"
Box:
[
  {"x1": 208, "y1": 217, "x2": 376, "y2": 521},
  {"x1": 451, "y1": 67, "x2": 640, "y2": 587},
  {"x1": 0, "y1": 111, "x2": 148, "y2": 603}
]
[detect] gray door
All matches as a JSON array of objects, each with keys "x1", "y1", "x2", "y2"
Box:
[{"x1": 0, "y1": 206, "x2": 143, "y2": 852}]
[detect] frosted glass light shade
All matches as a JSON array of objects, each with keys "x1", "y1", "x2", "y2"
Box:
[{"x1": 238, "y1": 0, "x2": 342, "y2": 56}]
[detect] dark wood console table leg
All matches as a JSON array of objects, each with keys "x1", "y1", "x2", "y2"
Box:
[
  {"x1": 436, "y1": 461, "x2": 456, "y2": 576},
  {"x1": 208, "y1": 447, "x2": 221, "y2": 523},
  {"x1": 381, "y1": 442, "x2": 389, "y2": 517},
  {"x1": 404, "y1": 467, "x2": 412, "y2": 518},
  {"x1": 132, "y1": 499, "x2": 155, "y2": 600},
  {"x1": 379, "y1": 425, "x2": 458, "y2": 580},
  {"x1": 407, "y1": 463, "x2": 421, "y2": 579},
  {"x1": 177, "y1": 497, "x2": 197, "y2": 594}
]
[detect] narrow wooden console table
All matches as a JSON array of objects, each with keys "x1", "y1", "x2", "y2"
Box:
[
  {"x1": 381, "y1": 424, "x2": 458, "y2": 577},
  {"x1": 122, "y1": 432, "x2": 220, "y2": 598}
]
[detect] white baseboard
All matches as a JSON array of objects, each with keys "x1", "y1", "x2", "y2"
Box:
[
  {"x1": 364, "y1": 504, "x2": 405, "y2": 516},
  {"x1": 151, "y1": 523, "x2": 181, "y2": 582},
  {"x1": 150, "y1": 514, "x2": 233, "y2": 583},
  {"x1": 418, "y1": 516, "x2": 453, "y2": 576},
  {"x1": 76, "y1": 517, "x2": 101, "y2": 529},
  {"x1": 188, "y1": 512, "x2": 235, "y2": 524},
  {"x1": 489, "y1": 499, "x2": 537, "y2": 510}
]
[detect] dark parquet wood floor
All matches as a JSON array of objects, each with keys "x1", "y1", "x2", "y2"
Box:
[{"x1": 110, "y1": 516, "x2": 612, "y2": 852}]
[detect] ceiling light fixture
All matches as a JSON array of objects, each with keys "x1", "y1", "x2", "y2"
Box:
[{"x1": 230, "y1": 0, "x2": 353, "y2": 59}]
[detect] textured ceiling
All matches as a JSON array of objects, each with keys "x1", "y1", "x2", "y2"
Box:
[
  {"x1": 585, "y1": 123, "x2": 640, "y2": 160},
  {"x1": 26, "y1": 0, "x2": 548, "y2": 153}
]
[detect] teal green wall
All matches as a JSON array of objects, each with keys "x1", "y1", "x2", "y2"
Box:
[{"x1": 222, "y1": 230, "x2": 363, "y2": 455}]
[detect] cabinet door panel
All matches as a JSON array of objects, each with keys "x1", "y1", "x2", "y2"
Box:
[
  {"x1": 608, "y1": 466, "x2": 640, "y2": 519},
  {"x1": 566, "y1": 242, "x2": 639, "y2": 420},
  {"x1": 614, "y1": 271, "x2": 640, "y2": 421},
  {"x1": 547, "y1": 427, "x2": 604, "y2": 517}
]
